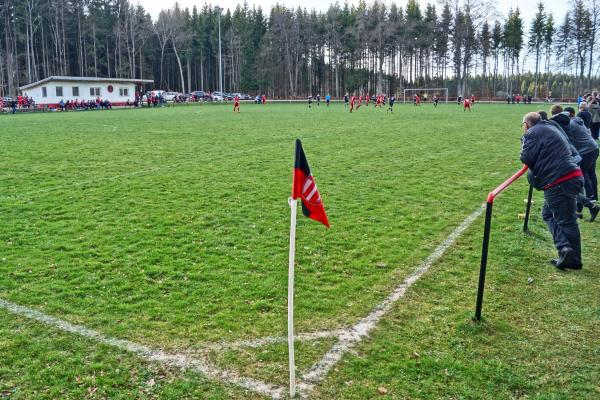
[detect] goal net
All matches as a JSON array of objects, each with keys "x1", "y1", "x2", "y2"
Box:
[{"x1": 403, "y1": 88, "x2": 449, "y2": 104}]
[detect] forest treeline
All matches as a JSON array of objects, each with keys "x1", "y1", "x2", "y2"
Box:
[{"x1": 2, "y1": 0, "x2": 600, "y2": 99}]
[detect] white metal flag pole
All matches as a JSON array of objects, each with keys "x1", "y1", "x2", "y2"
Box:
[{"x1": 287, "y1": 197, "x2": 298, "y2": 398}]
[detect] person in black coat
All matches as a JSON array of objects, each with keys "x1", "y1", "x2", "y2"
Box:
[
  {"x1": 520, "y1": 112, "x2": 584, "y2": 270},
  {"x1": 577, "y1": 102, "x2": 592, "y2": 129}
]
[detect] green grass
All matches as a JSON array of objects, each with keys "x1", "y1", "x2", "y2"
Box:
[{"x1": 0, "y1": 102, "x2": 598, "y2": 399}]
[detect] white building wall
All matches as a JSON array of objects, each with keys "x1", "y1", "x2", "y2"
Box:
[{"x1": 22, "y1": 81, "x2": 136, "y2": 105}]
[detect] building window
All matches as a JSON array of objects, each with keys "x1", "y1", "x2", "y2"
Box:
[
  {"x1": 55, "y1": 86, "x2": 63, "y2": 97},
  {"x1": 72, "y1": 86, "x2": 79, "y2": 97},
  {"x1": 42, "y1": 87, "x2": 47, "y2": 97},
  {"x1": 119, "y1": 88, "x2": 129, "y2": 97},
  {"x1": 90, "y1": 87, "x2": 100, "y2": 96}
]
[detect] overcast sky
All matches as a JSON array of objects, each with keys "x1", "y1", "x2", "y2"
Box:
[{"x1": 138, "y1": 0, "x2": 570, "y2": 26}]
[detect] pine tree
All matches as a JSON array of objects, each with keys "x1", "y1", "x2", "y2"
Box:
[
  {"x1": 528, "y1": 2, "x2": 546, "y2": 98},
  {"x1": 543, "y1": 14, "x2": 555, "y2": 98},
  {"x1": 479, "y1": 21, "x2": 490, "y2": 96},
  {"x1": 572, "y1": 0, "x2": 592, "y2": 92},
  {"x1": 490, "y1": 20, "x2": 502, "y2": 96}
]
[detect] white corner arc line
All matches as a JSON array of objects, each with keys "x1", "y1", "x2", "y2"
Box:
[
  {"x1": 206, "y1": 329, "x2": 347, "y2": 351},
  {"x1": 0, "y1": 204, "x2": 484, "y2": 400},
  {"x1": 296, "y1": 205, "x2": 485, "y2": 397},
  {"x1": 0, "y1": 299, "x2": 285, "y2": 400}
]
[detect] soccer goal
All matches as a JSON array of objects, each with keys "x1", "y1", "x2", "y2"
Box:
[{"x1": 403, "y1": 88, "x2": 449, "y2": 104}]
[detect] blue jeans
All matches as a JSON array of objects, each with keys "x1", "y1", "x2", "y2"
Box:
[{"x1": 542, "y1": 177, "x2": 584, "y2": 264}]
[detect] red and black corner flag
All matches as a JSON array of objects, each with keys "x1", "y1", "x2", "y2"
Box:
[{"x1": 292, "y1": 139, "x2": 330, "y2": 228}]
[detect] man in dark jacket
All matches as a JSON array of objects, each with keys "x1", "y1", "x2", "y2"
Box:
[
  {"x1": 577, "y1": 102, "x2": 592, "y2": 129},
  {"x1": 565, "y1": 107, "x2": 599, "y2": 209},
  {"x1": 520, "y1": 112, "x2": 584, "y2": 270}
]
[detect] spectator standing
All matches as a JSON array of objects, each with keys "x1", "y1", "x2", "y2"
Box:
[
  {"x1": 520, "y1": 112, "x2": 584, "y2": 269},
  {"x1": 577, "y1": 102, "x2": 592, "y2": 129},
  {"x1": 564, "y1": 107, "x2": 599, "y2": 209},
  {"x1": 589, "y1": 98, "x2": 600, "y2": 140}
]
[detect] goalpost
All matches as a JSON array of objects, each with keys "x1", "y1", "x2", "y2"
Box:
[{"x1": 403, "y1": 88, "x2": 449, "y2": 104}]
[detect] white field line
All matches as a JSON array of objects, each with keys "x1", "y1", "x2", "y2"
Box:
[
  {"x1": 0, "y1": 298, "x2": 286, "y2": 400},
  {"x1": 0, "y1": 205, "x2": 484, "y2": 399},
  {"x1": 102, "y1": 124, "x2": 117, "y2": 132},
  {"x1": 296, "y1": 205, "x2": 485, "y2": 398},
  {"x1": 206, "y1": 329, "x2": 347, "y2": 351}
]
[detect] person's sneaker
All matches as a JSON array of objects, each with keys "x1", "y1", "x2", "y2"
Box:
[
  {"x1": 590, "y1": 206, "x2": 599, "y2": 222},
  {"x1": 556, "y1": 247, "x2": 576, "y2": 270},
  {"x1": 576, "y1": 212, "x2": 583, "y2": 219}
]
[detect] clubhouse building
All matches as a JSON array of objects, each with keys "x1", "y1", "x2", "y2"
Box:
[{"x1": 19, "y1": 76, "x2": 154, "y2": 107}]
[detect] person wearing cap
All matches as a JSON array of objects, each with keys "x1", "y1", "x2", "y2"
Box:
[{"x1": 520, "y1": 112, "x2": 585, "y2": 270}]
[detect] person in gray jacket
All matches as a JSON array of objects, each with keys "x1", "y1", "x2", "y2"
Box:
[
  {"x1": 520, "y1": 112, "x2": 584, "y2": 270},
  {"x1": 589, "y1": 99, "x2": 600, "y2": 140},
  {"x1": 565, "y1": 107, "x2": 599, "y2": 209}
]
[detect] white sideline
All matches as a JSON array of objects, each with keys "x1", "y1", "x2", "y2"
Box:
[
  {"x1": 0, "y1": 206, "x2": 484, "y2": 400},
  {"x1": 296, "y1": 205, "x2": 485, "y2": 398},
  {"x1": 0, "y1": 298, "x2": 286, "y2": 400}
]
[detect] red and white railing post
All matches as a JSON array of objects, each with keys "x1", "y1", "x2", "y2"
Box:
[{"x1": 474, "y1": 165, "x2": 529, "y2": 321}]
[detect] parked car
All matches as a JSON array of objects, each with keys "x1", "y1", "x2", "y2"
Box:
[
  {"x1": 212, "y1": 91, "x2": 225, "y2": 101},
  {"x1": 163, "y1": 91, "x2": 182, "y2": 102},
  {"x1": 190, "y1": 90, "x2": 210, "y2": 101},
  {"x1": 142, "y1": 90, "x2": 165, "y2": 102},
  {"x1": 150, "y1": 90, "x2": 165, "y2": 98},
  {"x1": 232, "y1": 93, "x2": 250, "y2": 100}
]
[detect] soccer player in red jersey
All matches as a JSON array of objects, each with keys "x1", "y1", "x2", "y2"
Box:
[
  {"x1": 233, "y1": 95, "x2": 240, "y2": 113},
  {"x1": 350, "y1": 95, "x2": 356, "y2": 113},
  {"x1": 470, "y1": 94, "x2": 476, "y2": 105},
  {"x1": 463, "y1": 98, "x2": 472, "y2": 112},
  {"x1": 356, "y1": 95, "x2": 363, "y2": 110},
  {"x1": 365, "y1": 94, "x2": 370, "y2": 106}
]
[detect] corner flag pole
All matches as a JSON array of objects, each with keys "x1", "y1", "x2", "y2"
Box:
[{"x1": 287, "y1": 197, "x2": 298, "y2": 398}]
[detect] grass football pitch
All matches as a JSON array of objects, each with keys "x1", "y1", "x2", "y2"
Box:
[{"x1": 1, "y1": 102, "x2": 599, "y2": 399}]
